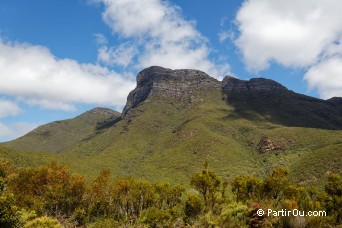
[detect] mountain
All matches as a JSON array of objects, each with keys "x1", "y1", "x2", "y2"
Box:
[
  {"x1": 3, "y1": 107, "x2": 120, "y2": 153},
  {"x1": 1, "y1": 66, "x2": 341, "y2": 185},
  {"x1": 222, "y1": 76, "x2": 342, "y2": 129}
]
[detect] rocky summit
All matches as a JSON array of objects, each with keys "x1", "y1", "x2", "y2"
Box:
[
  {"x1": 122, "y1": 66, "x2": 220, "y2": 116},
  {"x1": 122, "y1": 66, "x2": 342, "y2": 129}
]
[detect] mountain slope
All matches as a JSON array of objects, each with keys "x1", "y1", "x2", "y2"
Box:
[
  {"x1": 222, "y1": 76, "x2": 342, "y2": 129},
  {"x1": 1, "y1": 66, "x2": 341, "y2": 186},
  {"x1": 2, "y1": 107, "x2": 120, "y2": 153}
]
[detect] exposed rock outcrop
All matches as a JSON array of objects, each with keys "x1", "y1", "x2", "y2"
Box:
[
  {"x1": 257, "y1": 136, "x2": 283, "y2": 154},
  {"x1": 122, "y1": 66, "x2": 220, "y2": 116},
  {"x1": 222, "y1": 76, "x2": 288, "y2": 93},
  {"x1": 120, "y1": 67, "x2": 342, "y2": 129}
]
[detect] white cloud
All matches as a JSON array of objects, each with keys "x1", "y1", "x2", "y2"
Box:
[
  {"x1": 218, "y1": 31, "x2": 229, "y2": 43},
  {"x1": 304, "y1": 56, "x2": 342, "y2": 99},
  {"x1": 0, "y1": 99, "x2": 21, "y2": 118},
  {"x1": 234, "y1": 0, "x2": 342, "y2": 71},
  {"x1": 25, "y1": 99, "x2": 76, "y2": 112},
  {"x1": 0, "y1": 38, "x2": 136, "y2": 111},
  {"x1": 94, "y1": 0, "x2": 230, "y2": 79},
  {"x1": 323, "y1": 38, "x2": 342, "y2": 59},
  {"x1": 94, "y1": 33, "x2": 108, "y2": 45},
  {"x1": 234, "y1": 0, "x2": 342, "y2": 98},
  {"x1": 0, "y1": 122, "x2": 39, "y2": 142},
  {"x1": 218, "y1": 17, "x2": 233, "y2": 43},
  {"x1": 98, "y1": 42, "x2": 137, "y2": 67}
]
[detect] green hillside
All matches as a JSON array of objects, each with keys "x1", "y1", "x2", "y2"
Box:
[
  {"x1": 1, "y1": 66, "x2": 341, "y2": 187},
  {"x1": 2, "y1": 107, "x2": 120, "y2": 153}
]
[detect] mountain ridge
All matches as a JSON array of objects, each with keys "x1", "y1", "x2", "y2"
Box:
[
  {"x1": 1, "y1": 66, "x2": 341, "y2": 186},
  {"x1": 2, "y1": 66, "x2": 342, "y2": 153}
]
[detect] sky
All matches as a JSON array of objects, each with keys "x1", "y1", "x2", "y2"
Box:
[{"x1": 0, "y1": 0, "x2": 342, "y2": 142}]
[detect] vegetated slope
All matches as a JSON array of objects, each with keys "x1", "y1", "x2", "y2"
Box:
[
  {"x1": 1, "y1": 66, "x2": 341, "y2": 186},
  {"x1": 2, "y1": 107, "x2": 120, "y2": 153},
  {"x1": 0, "y1": 145, "x2": 57, "y2": 167},
  {"x1": 222, "y1": 76, "x2": 342, "y2": 129}
]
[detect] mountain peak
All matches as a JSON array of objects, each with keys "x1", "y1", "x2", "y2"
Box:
[
  {"x1": 81, "y1": 107, "x2": 120, "y2": 118},
  {"x1": 122, "y1": 66, "x2": 220, "y2": 116}
]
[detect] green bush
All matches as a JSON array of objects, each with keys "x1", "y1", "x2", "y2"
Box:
[
  {"x1": 24, "y1": 216, "x2": 62, "y2": 228},
  {"x1": 184, "y1": 193, "x2": 203, "y2": 220},
  {"x1": 139, "y1": 207, "x2": 171, "y2": 227},
  {"x1": 88, "y1": 218, "x2": 119, "y2": 228},
  {"x1": 0, "y1": 193, "x2": 22, "y2": 228}
]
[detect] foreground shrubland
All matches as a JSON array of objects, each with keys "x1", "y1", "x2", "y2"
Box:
[{"x1": 0, "y1": 158, "x2": 341, "y2": 227}]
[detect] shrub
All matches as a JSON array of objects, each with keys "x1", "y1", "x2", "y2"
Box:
[
  {"x1": 139, "y1": 207, "x2": 171, "y2": 227},
  {"x1": 24, "y1": 216, "x2": 62, "y2": 228},
  {"x1": 184, "y1": 193, "x2": 203, "y2": 220}
]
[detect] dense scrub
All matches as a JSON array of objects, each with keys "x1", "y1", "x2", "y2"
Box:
[{"x1": 0, "y1": 158, "x2": 341, "y2": 227}]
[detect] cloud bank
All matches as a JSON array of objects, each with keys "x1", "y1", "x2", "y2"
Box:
[
  {"x1": 0, "y1": 39, "x2": 135, "y2": 111},
  {"x1": 0, "y1": 99, "x2": 21, "y2": 118},
  {"x1": 304, "y1": 57, "x2": 342, "y2": 98},
  {"x1": 95, "y1": 0, "x2": 230, "y2": 79},
  {"x1": 234, "y1": 0, "x2": 342, "y2": 98},
  {"x1": 0, "y1": 122, "x2": 39, "y2": 142}
]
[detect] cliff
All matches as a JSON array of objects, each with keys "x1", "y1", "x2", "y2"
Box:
[{"x1": 122, "y1": 66, "x2": 220, "y2": 116}]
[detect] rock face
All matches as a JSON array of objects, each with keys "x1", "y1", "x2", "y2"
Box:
[
  {"x1": 222, "y1": 76, "x2": 288, "y2": 93},
  {"x1": 120, "y1": 67, "x2": 342, "y2": 129},
  {"x1": 222, "y1": 76, "x2": 342, "y2": 130},
  {"x1": 122, "y1": 66, "x2": 220, "y2": 116}
]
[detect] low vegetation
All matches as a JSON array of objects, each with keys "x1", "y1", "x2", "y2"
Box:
[{"x1": 1, "y1": 158, "x2": 341, "y2": 227}]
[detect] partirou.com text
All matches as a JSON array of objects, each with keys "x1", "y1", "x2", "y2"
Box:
[{"x1": 257, "y1": 208, "x2": 327, "y2": 217}]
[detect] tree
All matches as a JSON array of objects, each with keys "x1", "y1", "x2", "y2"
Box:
[
  {"x1": 190, "y1": 161, "x2": 221, "y2": 210},
  {"x1": 154, "y1": 182, "x2": 184, "y2": 209},
  {"x1": 184, "y1": 193, "x2": 203, "y2": 220},
  {"x1": 231, "y1": 175, "x2": 262, "y2": 202},
  {"x1": 0, "y1": 158, "x2": 21, "y2": 228},
  {"x1": 87, "y1": 169, "x2": 112, "y2": 218},
  {"x1": 139, "y1": 207, "x2": 171, "y2": 228},
  {"x1": 24, "y1": 216, "x2": 62, "y2": 228},
  {"x1": 325, "y1": 173, "x2": 342, "y2": 224},
  {"x1": 263, "y1": 168, "x2": 290, "y2": 200},
  {"x1": 7, "y1": 161, "x2": 87, "y2": 224}
]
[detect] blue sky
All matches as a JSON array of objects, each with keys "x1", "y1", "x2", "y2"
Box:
[{"x1": 0, "y1": 0, "x2": 341, "y2": 142}]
